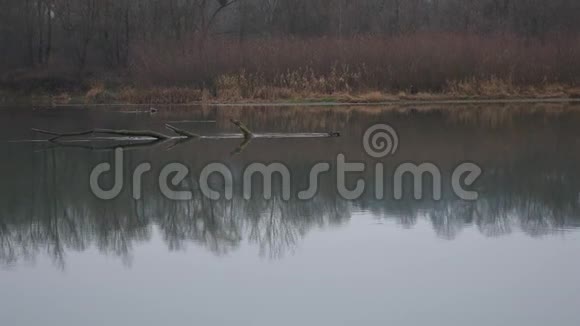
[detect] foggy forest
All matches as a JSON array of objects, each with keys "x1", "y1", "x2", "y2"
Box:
[{"x1": 1, "y1": 0, "x2": 580, "y2": 101}]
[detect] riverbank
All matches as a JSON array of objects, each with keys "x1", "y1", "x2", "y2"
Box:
[
  {"x1": 2, "y1": 82, "x2": 580, "y2": 106},
  {"x1": 2, "y1": 34, "x2": 580, "y2": 106}
]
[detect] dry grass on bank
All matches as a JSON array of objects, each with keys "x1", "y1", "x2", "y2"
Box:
[
  {"x1": 89, "y1": 33, "x2": 580, "y2": 103},
  {"x1": 131, "y1": 33, "x2": 580, "y2": 90},
  {"x1": 81, "y1": 79, "x2": 580, "y2": 105},
  {"x1": 3, "y1": 33, "x2": 580, "y2": 104}
]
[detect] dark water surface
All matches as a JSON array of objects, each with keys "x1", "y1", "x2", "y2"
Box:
[{"x1": 1, "y1": 104, "x2": 579, "y2": 326}]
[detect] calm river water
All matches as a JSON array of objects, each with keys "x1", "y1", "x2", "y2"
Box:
[{"x1": 0, "y1": 104, "x2": 579, "y2": 326}]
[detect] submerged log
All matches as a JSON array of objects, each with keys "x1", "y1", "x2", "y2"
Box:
[
  {"x1": 31, "y1": 128, "x2": 174, "y2": 141},
  {"x1": 230, "y1": 119, "x2": 254, "y2": 139},
  {"x1": 165, "y1": 124, "x2": 201, "y2": 138},
  {"x1": 29, "y1": 121, "x2": 340, "y2": 153}
]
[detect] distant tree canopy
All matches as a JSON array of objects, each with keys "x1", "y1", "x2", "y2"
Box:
[{"x1": 1, "y1": 0, "x2": 580, "y2": 71}]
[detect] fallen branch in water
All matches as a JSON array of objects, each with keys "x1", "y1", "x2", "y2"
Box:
[
  {"x1": 31, "y1": 125, "x2": 204, "y2": 142},
  {"x1": 230, "y1": 119, "x2": 254, "y2": 139},
  {"x1": 34, "y1": 139, "x2": 168, "y2": 152},
  {"x1": 29, "y1": 122, "x2": 340, "y2": 153},
  {"x1": 231, "y1": 137, "x2": 252, "y2": 156},
  {"x1": 228, "y1": 119, "x2": 254, "y2": 155},
  {"x1": 165, "y1": 124, "x2": 200, "y2": 138},
  {"x1": 31, "y1": 128, "x2": 174, "y2": 141}
]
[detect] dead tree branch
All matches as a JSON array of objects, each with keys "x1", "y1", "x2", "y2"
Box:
[
  {"x1": 165, "y1": 124, "x2": 201, "y2": 138},
  {"x1": 230, "y1": 119, "x2": 254, "y2": 139},
  {"x1": 32, "y1": 128, "x2": 174, "y2": 141}
]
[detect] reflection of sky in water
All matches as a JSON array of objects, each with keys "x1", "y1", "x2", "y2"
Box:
[{"x1": 1, "y1": 214, "x2": 579, "y2": 326}]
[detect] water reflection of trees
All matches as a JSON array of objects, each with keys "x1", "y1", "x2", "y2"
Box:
[
  {"x1": 0, "y1": 144, "x2": 353, "y2": 266},
  {"x1": 2, "y1": 104, "x2": 580, "y2": 266}
]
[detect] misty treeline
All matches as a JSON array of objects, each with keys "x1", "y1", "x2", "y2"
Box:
[{"x1": 1, "y1": 0, "x2": 580, "y2": 92}]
